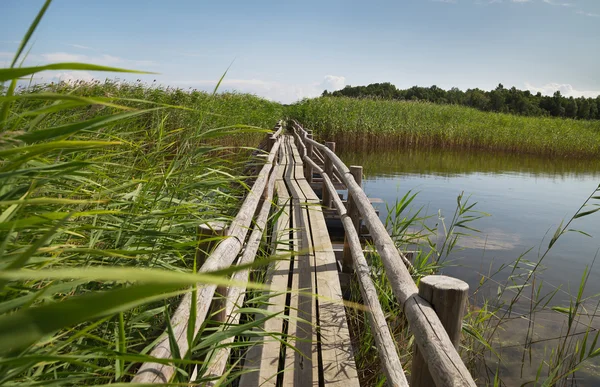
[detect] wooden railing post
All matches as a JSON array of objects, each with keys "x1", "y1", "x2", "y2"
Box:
[
  {"x1": 305, "y1": 130, "x2": 313, "y2": 183},
  {"x1": 411, "y1": 275, "x2": 469, "y2": 387},
  {"x1": 196, "y1": 221, "x2": 228, "y2": 267},
  {"x1": 322, "y1": 141, "x2": 335, "y2": 208},
  {"x1": 268, "y1": 134, "x2": 276, "y2": 151},
  {"x1": 342, "y1": 165, "x2": 362, "y2": 273}
]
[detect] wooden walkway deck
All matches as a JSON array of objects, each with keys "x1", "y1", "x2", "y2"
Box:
[
  {"x1": 130, "y1": 122, "x2": 476, "y2": 387},
  {"x1": 240, "y1": 135, "x2": 358, "y2": 386}
]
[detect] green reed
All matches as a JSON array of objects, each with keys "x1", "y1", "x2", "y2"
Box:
[
  {"x1": 289, "y1": 97, "x2": 600, "y2": 158},
  {"x1": 0, "y1": 2, "x2": 286, "y2": 385}
]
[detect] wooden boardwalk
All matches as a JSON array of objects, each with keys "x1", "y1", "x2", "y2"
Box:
[
  {"x1": 130, "y1": 122, "x2": 476, "y2": 387},
  {"x1": 241, "y1": 135, "x2": 358, "y2": 386}
]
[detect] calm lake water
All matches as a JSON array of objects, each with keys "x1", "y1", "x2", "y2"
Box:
[{"x1": 339, "y1": 147, "x2": 600, "y2": 384}]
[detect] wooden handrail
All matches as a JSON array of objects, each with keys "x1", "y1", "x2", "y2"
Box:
[
  {"x1": 292, "y1": 122, "x2": 476, "y2": 387},
  {"x1": 298, "y1": 149, "x2": 409, "y2": 386},
  {"x1": 193, "y1": 163, "x2": 280, "y2": 386},
  {"x1": 272, "y1": 120, "x2": 284, "y2": 139},
  {"x1": 132, "y1": 133, "x2": 282, "y2": 384}
]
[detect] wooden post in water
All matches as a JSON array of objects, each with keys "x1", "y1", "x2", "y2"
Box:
[
  {"x1": 305, "y1": 130, "x2": 314, "y2": 183},
  {"x1": 197, "y1": 221, "x2": 229, "y2": 322},
  {"x1": 322, "y1": 141, "x2": 336, "y2": 208},
  {"x1": 411, "y1": 275, "x2": 469, "y2": 387},
  {"x1": 342, "y1": 165, "x2": 363, "y2": 273}
]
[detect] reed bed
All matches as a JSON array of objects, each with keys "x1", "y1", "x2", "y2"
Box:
[
  {"x1": 289, "y1": 97, "x2": 600, "y2": 158},
  {"x1": 0, "y1": 4, "x2": 284, "y2": 382}
]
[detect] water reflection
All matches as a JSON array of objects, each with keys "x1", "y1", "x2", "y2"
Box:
[
  {"x1": 338, "y1": 146, "x2": 600, "y2": 385},
  {"x1": 338, "y1": 147, "x2": 600, "y2": 179}
]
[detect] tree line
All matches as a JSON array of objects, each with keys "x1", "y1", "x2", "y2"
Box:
[{"x1": 323, "y1": 83, "x2": 600, "y2": 120}]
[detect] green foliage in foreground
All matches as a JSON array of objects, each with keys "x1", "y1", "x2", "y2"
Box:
[
  {"x1": 0, "y1": 89, "x2": 266, "y2": 384},
  {"x1": 0, "y1": 4, "x2": 284, "y2": 381},
  {"x1": 289, "y1": 97, "x2": 600, "y2": 157}
]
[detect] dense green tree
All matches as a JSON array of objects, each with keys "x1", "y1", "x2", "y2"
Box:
[
  {"x1": 577, "y1": 98, "x2": 590, "y2": 120},
  {"x1": 590, "y1": 98, "x2": 599, "y2": 119},
  {"x1": 324, "y1": 83, "x2": 599, "y2": 120},
  {"x1": 565, "y1": 97, "x2": 578, "y2": 118}
]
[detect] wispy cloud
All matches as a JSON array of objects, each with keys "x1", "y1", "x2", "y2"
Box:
[
  {"x1": 576, "y1": 10, "x2": 599, "y2": 17},
  {"x1": 64, "y1": 43, "x2": 93, "y2": 50},
  {"x1": 172, "y1": 75, "x2": 346, "y2": 103},
  {"x1": 542, "y1": 0, "x2": 574, "y2": 7},
  {"x1": 525, "y1": 82, "x2": 600, "y2": 98},
  {"x1": 511, "y1": 0, "x2": 532, "y2": 3},
  {"x1": 432, "y1": 0, "x2": 457, "y2": 3}
]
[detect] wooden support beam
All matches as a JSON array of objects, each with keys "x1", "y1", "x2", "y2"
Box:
[
  {"x1": 411, "y1": 276, "x2": 469, "y2": 387},
  {"x1": 196, "y1": 221, "x2": 228, "y2": 268},
  {"x1": 342, "y1": 166, "x2": 362, "y2": 273},
  {"x1": 305, "y1": 130, "x2": 313, "y2": 183}
]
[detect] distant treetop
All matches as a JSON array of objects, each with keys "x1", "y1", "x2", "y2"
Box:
[{"x1": 323, "y1": 83, "x2": 600, "y2": 120}]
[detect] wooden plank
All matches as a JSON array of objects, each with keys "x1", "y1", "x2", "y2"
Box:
[
  {"x1": 289, "y1": 137, "x2": 358, "y2": 386},
  {"x1": 289, "y1": 136, "x2": 319, "y2": 203},
  {"x1": 282, "y1": 138, "x2": 319, "y2": 387},
  {"x1": 308, "y1": 205, "x2": 359, "y2": 386},
  {"x1": 321, "y1": 169, "x2": 408, "y2": 386},
  {"x1": 239, "y1": 141, "x2": 291, "y2": 387}
]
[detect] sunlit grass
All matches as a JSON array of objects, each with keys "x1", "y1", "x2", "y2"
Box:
[{"x1": 290, "y1": 97, "x2": 600, "y2": 158}]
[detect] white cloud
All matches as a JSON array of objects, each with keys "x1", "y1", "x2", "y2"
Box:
[
  {"x1": 511, "y1": 0, "x2": 532, "y2": 3},
  {"x1": 55, "y1": 71, "x2": 96, "y2": 84},
  {"x1": 321, "y1": 75, "x2": 346, "y2": 91},
  {"x1": 525, "y1": 82, "x2": 600, "y2": 98},
  {"x1": 172, "y1": 75, "x2": 346, "y2": 104}
]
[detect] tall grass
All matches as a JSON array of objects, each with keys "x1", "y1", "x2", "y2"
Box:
[
  {"x1": 289, "y1": 97, "x2": 600, "y2": 158},
  {"x1": 0, "y1": 2, "x2": 287, "y2": 384},
  {"x1": 12, "y1": 79, "x2": 284, "y2": 147}
]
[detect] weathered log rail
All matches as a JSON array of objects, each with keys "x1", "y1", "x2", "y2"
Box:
[
  {"x1": 291, "y1": 120, "x2": 475, "y2": 387},
  {"x1": 132, "y1": 121, "x2": 284, "y2": 384}
]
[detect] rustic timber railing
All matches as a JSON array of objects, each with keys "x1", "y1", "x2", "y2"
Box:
[
  {"x1": 130, "y1": 119, "x2": 476, "y2": 386},
  {"x1": 132, "y1": 121, "x2": 284, "y2": 384},
  {"x1": 291, "y1": 120, "x2": 475, "y2": 387}
]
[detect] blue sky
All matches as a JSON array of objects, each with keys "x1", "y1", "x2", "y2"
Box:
[{"x1": 1, "y1": 0, "x2": 599, "y2": 103}]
